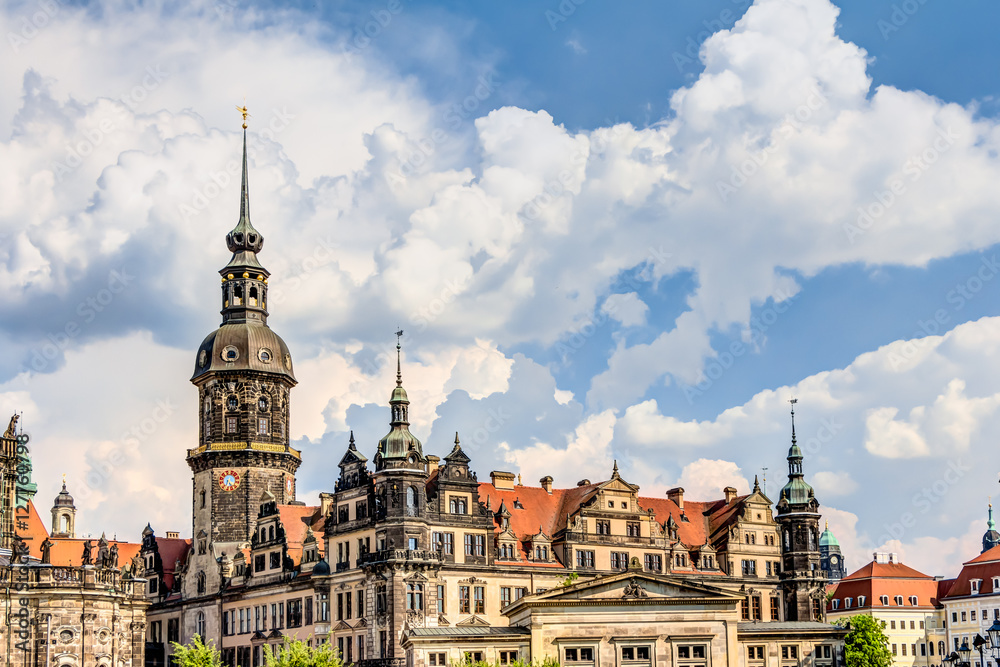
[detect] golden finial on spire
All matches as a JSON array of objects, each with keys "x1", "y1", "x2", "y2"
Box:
[{"x1": 236, "y1": 102, "x2": 250, "y2": 129}]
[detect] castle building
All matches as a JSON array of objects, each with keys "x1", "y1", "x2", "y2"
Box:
[
  {"x1": 1, "y1": 417, "x2": 149, "y2": 667},
  {"x1": 983, "y1": 503, "x2": 1000, "y2": 554},
  {"x1": 939, "y1": 543, "x2": 1000, "y2": 660},
  {"x1": 141, "y1": 119, "x2": 847, "y2": 667},
  {"x1": 819, "y1": 523, "x2": 847, "y2": 583},
  {"x1": 827, "y1": 553, "x2": 948, "y2": 667}
]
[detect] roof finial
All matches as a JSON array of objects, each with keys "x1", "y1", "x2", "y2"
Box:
[
  {"x1": 612, "y1": 460, "x2": 619, "y2": 477},
  {"x1": 455, "y1": 432, "x2": 460, "y2": 446},
  {"x1": 789, "y1": 397, "x2": 798, "y2": 445},
  {"x1": 395, "y1": 329, "x2": 404, "y2": 387},
  {"x1": 753, "y1": 475, "x2": 760, "y2": 492},
  {"x1": 236, "y1": 101, "x2": 250, "y2": 130},
  {"x1": 348, "y1": 430, "x2": 356, "y2": 449},
  {"x1": 238, "y1": 107, "x2": 251, "y2": 224},
  {"x1": 990, "y1": 498, "x2": 996, "y2": 531}
]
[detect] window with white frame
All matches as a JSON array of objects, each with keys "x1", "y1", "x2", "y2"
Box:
[
  {"x1": 832, "y1": 599, "x2": 840, "y2": 610},
  {"x1": 563, "y1": 647, "x2": 596, "y2": 665},
  {"x1": 620, "y1": 645, "x2": 652, "y2": 664},
  {"x1": 910, "y1": 595, "x2": 919, "y2": 605},
  {"x1": 880, "y1": 595, "x2": 889, "y2": 606},
  {"x1": 894, "y1": 595, "x2": 904, "y2": 605},
  {"x1": 845, "y1": 597, "x2": 853, "y2": 609},
  {"x1": 972, "y1": 580, "x2": 982, "y2": 594}
]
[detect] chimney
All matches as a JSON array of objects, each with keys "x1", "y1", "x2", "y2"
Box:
[
  {"x1": 427, "y1": 455, "x2": 441, "y2": 475},
  {"x1": 667, "y1": 487, "x2": 685, "y2": 509},
  {"x1": 165, "y1": 531, "x2": 179, "y2": 539},
  {"x1": 724, "y1": 486, "x2": 738, "y2": 503},
  {"x1": 490, "y1": 471, "x2": 515, "y2": 490},
  {"x1": 540, "y1": 476, "x2": 553, "y2": 494}
]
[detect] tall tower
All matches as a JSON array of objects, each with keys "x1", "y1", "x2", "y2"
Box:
[
  {"x1": 187, "y1": 116, "x2": 300, "y2": 567},
  {"x1": 819, "y1": 521, "x2": 846, "y2": 582},
  {"x1": 775, "y1": 399, "x2": 823, "y2": 621},
  {"x1": 983, "y1": 501, "x2": 1000, "y2": 553}
]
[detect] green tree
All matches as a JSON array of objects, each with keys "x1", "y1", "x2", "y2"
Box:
[
  {"x1": 839, "y1": 614, "x2": 893, "y2": 667},
  {"x1": 170, "y1": 636, "x2": 223, "y2": 667},
  {"x1": 263, "y1": 638, "x2": 343, "y2": 667}
]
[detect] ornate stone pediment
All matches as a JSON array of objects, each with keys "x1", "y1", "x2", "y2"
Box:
[{"x1": 456, "y1": 614, "x2": 490, "y2": 626}]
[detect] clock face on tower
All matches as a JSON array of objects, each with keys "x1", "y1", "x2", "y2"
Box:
[{"x1": 219, "y1": 470, "x2": 241, "y2": 492}]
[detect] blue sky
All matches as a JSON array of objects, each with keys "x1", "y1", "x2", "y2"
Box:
[{"x1": 2, "y1": 0, "x2": 1000, "y2": 577}]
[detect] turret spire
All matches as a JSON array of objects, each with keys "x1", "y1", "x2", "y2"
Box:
[
  {"x1": 790, "y1": 397, "x2": 797, "y2": 445},
  {"x1": 395, "y1": 329, "x2": 404, "y2": 387}
]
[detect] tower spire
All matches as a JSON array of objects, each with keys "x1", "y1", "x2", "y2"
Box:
[
  {"x1": 790, "y1": 397, "x2": 797, "y2": 445},
  {"x1": 990, "y1": 498, "x2": 996, "y2": 531},
  {"x1": 395, "y1": 329, "x2": 404, "y2": 387}
]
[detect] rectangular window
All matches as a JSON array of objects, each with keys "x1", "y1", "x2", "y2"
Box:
[
  {"x1": 891, "y1": 620, "x2": 896, "y2": 629},
  {"x1": 474, "y1": 534, "x2": 485, "y2": 556},
  {"x1": 973, "y1": 611, "x2": 978, "y2": 621},
  {"x1": 752, "y1": 596, "x2": 762, "y2": 620},
  {"x1": 269, "y1": 551, "x2": 280, "y2": 569},
  {"x1": 771, "y1": 598, "x2": 780, "y2": 621},
  {"x1": 626, "y1": 522, "x2": 641, "y2": 537},
  {"x1": 515, "y1": 587, "x2": 527, "y2": 600},
  {"x1": 922, "y1": 644, "x2": 927, "y2": 656},
  {"x1": 749, "y1": 647, "x2": 766, "y2": 661},
  {"x1": 345, "y1": 591, "x2": 352, "y2": 619},
  {"x1": 258, "y1": 417, "x2": 268, "y2": 434},
  {"x1": 357, "y1": 590, "x2": 363, "y2": 617},
  {"x1": 287, "y1": 598, "x2": 302, "y2": 628},
  {"x1": 459, "y1": 585, "x2": 470, "y2": 614},
  {"x1": 767, "y1": 561, "x2": 772, "y2": 576},
  {"x1": 742, "y1": 559, "x2": 757, "y2": 576},
  {"x1": 611, "y1": 551, "x2": 629, "y2": 569},
  {"x1": 499, "y1": 651, "x2": 519, "y2": 665},
  {"x1": 902, "y1": 645, "x2": 907, "y2": 656},
  {"x1": 963, "y1": 612, "x2": 968, "y2": 622},
  {"x1": 596, "y1": 520, "x2": 611, "y2": 535},
  {"x1": 437, "y1": 584, "x2": 445, "y2": 613},
  {"x1": 781, "y1": 646, "x2": 798, "y2": 660},
  {"x1": 644, "y1": 553, "x2": 662, "y2": 572},
  {"x1": 577, "y1": 550, "x2": 595, "y2": 568},
  {"x1": 226, "y1": 417, "x2": 237, "y2": 433},
  {"x1": 501, "y1": 587, "x2": 512, "y2": 607},
  {"x1": 336, "y1": 593, "x2": 343, "y2": 621},
  {"x1": 464, "y1": 534, "x2": 473, "y2": 556},
  {"x1": 254, "y1": 554, "x2": 265, "y2": 572},
  {"x1": 892, "y1": 645, "x2": 898, "y2": 656},
  {"x1": 474, "y1": 586, "x2": 485, "y2": 613},
  {"x1": 304, "y1": 597, "x2": 313, "y2": 626}
]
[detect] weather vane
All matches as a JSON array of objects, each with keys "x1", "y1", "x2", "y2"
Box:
[{"x1": 236, "y1": 101, "x2": 250, "y2": 129}]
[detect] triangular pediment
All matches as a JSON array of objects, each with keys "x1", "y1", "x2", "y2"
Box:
[
  {"x1": 597, "y1": 476, "x2": 639, "y2": 494},
  {"x1": 333, "y1": 620, "x2": 352, "y2": 631},
  {"x1": 456, "y1": 614, "x2": 490, "y2": 626},
  {"x1": 404, "y1": 572, "x2": 428, "y2": 582},
  {"x1": 522, "y1": 571, "x2": 742, "y2": 604}
]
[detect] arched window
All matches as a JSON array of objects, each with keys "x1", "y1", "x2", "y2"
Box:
[
  {"x1": 196, "y1": 571, "x2": 206, "y2": 594},
  {"x1": 784, "y1": 530, "x2": 790, "y2": 549},
  {"x1": 200, "y1": 490, "x2": 206, "y2": 509},
  {"x1": 260, "y1": 528, "x2": 266, "y2": 542},
  {"x1": 406, "y1": 487, "x2": 417, "y2": 516},
  {"x1": 249, "y1": 285, "x2": 258, "y2": 306},
  {"x1": 233, "y1": 284, "x2": 244, "y2": 305},
  {"x1": 938, "y1": 642, "x2": 945, "y2": 657},
  {"x1": 195, "y1": 611, "x2": 205, "y2": 638},
  {"x1": 269, "y1": 526, "x2": 275, "y2": 541}
]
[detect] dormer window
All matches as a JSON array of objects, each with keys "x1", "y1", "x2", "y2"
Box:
[
  {"x1": 859, "y1": 596, "x2": 866, "y2": 607},
  {"x1": 831, "y1": 599, "x2": 840, "y2": 610},
  {"x1": 993, "y1": 577, "x2": 1000, "y2": 590},
  {"x1": 880, "y1": 595, "x2": 889, "y2": 606},
  {"x1": 845, "y1": 598, "x2": 853, "y2": 609},
  {"x1": 894, "y1": 595, "x2": 903, "y2": 606},
  {"x1": 910, "y1": 596, "x2": 919, "y2": 605},
  {"x1": 972, "y1": 580, "x2": 982, "y2": 595}
]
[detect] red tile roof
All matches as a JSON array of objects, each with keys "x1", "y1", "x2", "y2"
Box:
[
  {"x1": 828, "y1": 559, "x2": 943, "y2": 611},
  {"x1": 477, "y1": 481, "x2": 743, "y2": 563},
  {"x1": 277, "y1": 505, "x2": 324, "y2": 565},
  {"x1": 942, "y1": 550, "x2": 1000, "y2": 599},
  {"x1": 14, "y1": 501, "x2": 143, "y2": 567},
  {"x1": 155, "y1": 536, "x2": 193, "y2": 592}
]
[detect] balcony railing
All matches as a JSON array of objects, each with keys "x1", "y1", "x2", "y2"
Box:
[
  {"x1": 357, "y1": 549, "x2": 443, "y2": 568},
  {"x1": 564, "y1": 531, "x2": 664, "y2": 547},
  {"x1": 0, "y1": 565, "x2": 145, "y2": 595}
]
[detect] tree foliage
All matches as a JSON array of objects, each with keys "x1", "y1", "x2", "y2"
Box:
[
  {"x1": 839, "y1": 614, "x2": 893, "y2": 667},
  {"x1": 263, "y1": 638, "x2": 343, "y2": 667},
  {"x1": 170, "y1": 636, "x2": 223, "y2": 667}
]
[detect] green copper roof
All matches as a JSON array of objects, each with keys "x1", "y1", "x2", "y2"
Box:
[{"x1": 820, "y1": 524, "x2": 839, "y2": 547}]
